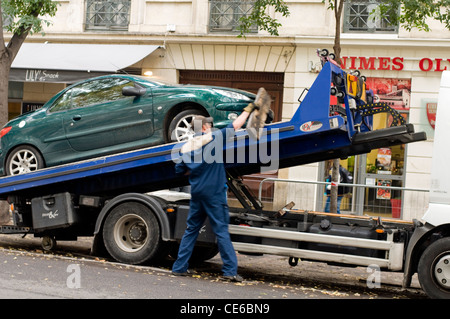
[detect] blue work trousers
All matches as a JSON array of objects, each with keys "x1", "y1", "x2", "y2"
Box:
[
  {"x1": 172, "y1": 196, "x2": 238, "y2": 276},
  {"x1": 324, "y1": 195, "x2": 343, "y2": 214}
]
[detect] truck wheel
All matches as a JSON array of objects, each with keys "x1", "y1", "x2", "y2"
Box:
[
  {"x1": 418, "y1": 237, "x2": 450, "y2": 299},
  {"x1": 102, "y1": 202, "x2": 164, "y2": 265},
  {"x1": 41, "y1": 236, "x2": 57, "y2": 251}
]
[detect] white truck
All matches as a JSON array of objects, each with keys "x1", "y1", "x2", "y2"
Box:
[{"x1": 402, "y1": 70, "x2": 450, "y2": 298}]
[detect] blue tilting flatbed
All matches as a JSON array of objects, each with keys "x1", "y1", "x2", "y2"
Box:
[
  {"x1": 3, "y1": 59, "x2": 445, "y2": 298},
  {"x1": 0, "y1": 61, "x2": 424, "y2": 199}
]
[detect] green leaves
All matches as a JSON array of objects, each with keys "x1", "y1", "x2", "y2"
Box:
[
  {"x1": 237, "y1": 0, "x2": 290, "y2": 37},
  {"x1": 378, "y1": 0, "x2": 450, "y2": 32},
  {"x1": 2, "y1": 0, "x2": 58, "y2": 35}
]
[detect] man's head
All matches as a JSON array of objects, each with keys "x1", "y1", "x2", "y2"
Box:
[{"x1": 191, "y1": 115, "x2": 213, "y2": 133}]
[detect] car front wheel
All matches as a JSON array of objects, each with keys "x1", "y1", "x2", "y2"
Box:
[
  {"x1": 5, "y1": 145, "x2": 44, "y2": 175},
  {"x1": 168, "y1": 109, "x2": 207, "y2": 142}
]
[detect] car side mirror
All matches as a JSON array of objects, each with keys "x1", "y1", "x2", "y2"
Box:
[{"x1": 122, "y1": 86, "x2": 146, "y2": 97}]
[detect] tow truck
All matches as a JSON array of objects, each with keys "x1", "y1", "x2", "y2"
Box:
[{"x1": 1, "y1": 53, "x2": 447, "y2": 298}]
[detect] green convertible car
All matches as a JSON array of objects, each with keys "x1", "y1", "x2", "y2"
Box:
[{"x1": 0, "y1": 74, "x2": 256, "y2": 176}]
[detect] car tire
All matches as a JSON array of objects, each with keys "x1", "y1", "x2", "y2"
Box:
[
  {"x1": 5, "y1": 145, "x2": 44, "y2": 175},
  {"x1": 168, "y1": 109, "x2": 207, "y2": 142}
]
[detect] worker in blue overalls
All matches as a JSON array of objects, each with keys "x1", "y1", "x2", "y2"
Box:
[{"x1": 171, "y1": 102, "x2": 257, "y2": 282}]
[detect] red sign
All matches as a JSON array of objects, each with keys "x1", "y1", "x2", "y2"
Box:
[
  {"x1": 426, "y1": 102, "x2": 437, "y2": 129},
  {"x1": 341, "y1": 56, "x2": 450, "y2": 72}
]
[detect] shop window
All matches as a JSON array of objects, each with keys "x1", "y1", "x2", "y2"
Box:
[
  {"x1": 85, "y1": 0, "x2": 131, "y2": 31},
  {"x1": 343, "y1": 0, "x2": 398, "y2": 33},
  {"x1": 8, "y1": 82, "x2": 23, "y2": 120},
  {"x1": 8, "y1": 101, "x2": 21, "y2": 120},
  {"x1": 209, "y1": 0, "x2": 257, "y2": 33},
  {"x1": 359, "y1": 77, "x2": 410, "y2": 217}
]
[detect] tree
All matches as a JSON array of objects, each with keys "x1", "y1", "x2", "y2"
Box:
[
  {"x1": 238, "y1": 0, "x2": 290, "y2": 36},
  {"x1": 379, "y1": 0, "x2": 450, "y2": 31},
  {"x1": 322, "y1": 0, "x2": 345, "y2": 214},
  {"x1": 0, "y1": 0, "x2": 57, "y2": 224},
  {"x1": 0, "y1": 0, "x2": 58, "y2": 126}
]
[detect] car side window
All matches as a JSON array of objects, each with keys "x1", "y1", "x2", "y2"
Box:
[
  {"x1": 50, "y1": 89, "x2": 73, "y2": 112},
  {"x1": 49, "y1": 78, "x2": 132, "y2": 112}
]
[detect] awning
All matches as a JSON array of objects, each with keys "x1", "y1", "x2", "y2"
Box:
[{"x1": 9, "y1": 43, "x2": 159, "y2": 83}]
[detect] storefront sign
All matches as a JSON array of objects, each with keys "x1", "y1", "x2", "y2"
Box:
[
  {"x1": 426, "y1": 102, "x2": 437, "y2": 129},
  {"x1": 25, "y1": 69, "x2": 60, "y2": 82},
  {"x1": 10, "y1": 68, "x2": 109, "y2": 83},
  {"x1": 341, "y1": 56, "x2": 450, "y2": 72},
  {"x1": 22, "y1": 102, "x2": 45, "y2": 114},
  {"x1": 365, "y1": 77, "x2": 411, "y2": 111}
]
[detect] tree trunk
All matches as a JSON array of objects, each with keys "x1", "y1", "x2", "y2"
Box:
[
  {"x1": 329, "y1": 0, "x2": 344, "y2": 214},
  {"x1": 330, "y1": 158, "x2": 340, "y2": 213},
  {"x1": 0, "y1": 57, "x2": 11, "y2": 126},
  {"x1": 0, "y1": 60, "x2": 9, "y2": 224},
  {"x1": 0, "y1": 57, "x2": 11, "y2": 224},
  {"x1": 0, "y1": 28, "x2": 30, "y2": 224}
]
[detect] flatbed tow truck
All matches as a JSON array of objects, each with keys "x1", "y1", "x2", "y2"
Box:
[{"x1": 1, "y1": 55, "x2": 448, "y2": 298}]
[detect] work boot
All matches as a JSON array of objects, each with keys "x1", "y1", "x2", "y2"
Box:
[
  {"x1": 172, "y1": 269, "x2": 194, "y2": 277},
  {"x1": 221, "y1": 274, "x2": 244, "y2": 282}
]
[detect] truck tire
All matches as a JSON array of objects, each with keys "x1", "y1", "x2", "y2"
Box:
[
  {"x1": 102, "y1": 202, "x2": 165, "y2": 265},
  {"x1": 418, "y1": 237, "x2": 450, "y2": 299}
]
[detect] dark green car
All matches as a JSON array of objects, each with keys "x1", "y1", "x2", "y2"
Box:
[{"x1": 0, "y1": 74, "x2": 255, "y2": 175}]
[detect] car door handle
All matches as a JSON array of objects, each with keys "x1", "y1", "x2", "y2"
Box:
[{"x1": 72, "y1": 115, "x2": 82, "y2": 121}]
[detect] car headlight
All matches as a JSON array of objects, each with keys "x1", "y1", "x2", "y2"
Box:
[
  {"x1": 213, "y1": 89, "x2": 252, "y2": 101},
  {"x1": 228, "y1": 112, "x2": 238, "y2": 120}
]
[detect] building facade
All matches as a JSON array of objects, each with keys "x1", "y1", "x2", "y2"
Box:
[{"x1": 4, "y1": 0, "x2": 449, "y2": 220}]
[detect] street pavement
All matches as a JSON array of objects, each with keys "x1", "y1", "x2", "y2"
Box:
[{"x1": 0, "y1": 234, "x2": 427, "y2": 301}]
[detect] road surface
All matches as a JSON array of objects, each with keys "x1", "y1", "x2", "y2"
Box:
[{"x1": 0, "y1": 234, "x2": 427, "y2": 301}]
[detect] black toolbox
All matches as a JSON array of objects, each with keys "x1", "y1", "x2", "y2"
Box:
[{"x1": 31, "y1": 192, "x2": 77, "y2": 231}]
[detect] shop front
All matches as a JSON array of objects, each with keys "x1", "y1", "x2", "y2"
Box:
[
  {"x1": 355, "y1": 77, "x2": 411, "y2": 218},
  {"x1": 301, "y1": 47, "x2": 443, "y2": 220}
]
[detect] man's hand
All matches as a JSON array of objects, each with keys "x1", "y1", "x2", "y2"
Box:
[{"x1": 243, "y1": 102, "x2": 259, "y2": 113}]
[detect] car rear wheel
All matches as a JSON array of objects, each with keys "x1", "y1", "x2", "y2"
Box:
[
  {"x1": 168, "y1": 109, "x2": 207, "y2": 142},
  {"x1": 5, "y1": 145, "x2": 44, "y2": 175}
]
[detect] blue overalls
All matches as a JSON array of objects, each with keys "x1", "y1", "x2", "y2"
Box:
[{"x1": 172, "y1": 125, "x2": 238, "y2": 276}]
